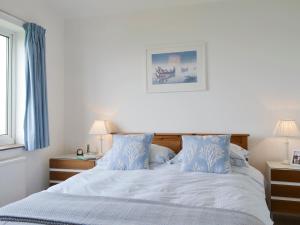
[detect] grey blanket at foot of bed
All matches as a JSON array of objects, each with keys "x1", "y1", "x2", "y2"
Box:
[{"x1": 0, "y1": 191, "x2": 265, "y2": 225}]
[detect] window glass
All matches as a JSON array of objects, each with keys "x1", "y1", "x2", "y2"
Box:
[{"x1": 0, "y1": 34, "x2": 8, "y2": 136}]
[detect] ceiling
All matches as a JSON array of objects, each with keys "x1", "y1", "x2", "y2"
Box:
[{"x1": 44, "y1": 0, "x2": 222, "y2": 19}]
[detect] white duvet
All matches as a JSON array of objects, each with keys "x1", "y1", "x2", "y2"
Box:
[{"x1": 48, "y1": 162, "x2": 273, "y2": 225}]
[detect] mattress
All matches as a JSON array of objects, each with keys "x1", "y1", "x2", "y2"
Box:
[{"x1": 46, "y1": 161, "x2": 272, "y2": 225}]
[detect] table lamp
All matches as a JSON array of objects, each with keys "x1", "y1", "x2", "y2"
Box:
[
  {"x1": 273, "y1": 120, "x2": 300, "y2": 164},
  {"x1": 89, "y1": 120, "x2": 109, "y2": 155}
]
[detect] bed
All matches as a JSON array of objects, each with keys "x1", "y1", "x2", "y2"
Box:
[{"x1": 0, "y1": 133, "x2": 273, "y2": 225}]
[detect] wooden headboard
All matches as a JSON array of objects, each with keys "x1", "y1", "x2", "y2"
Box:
[
  {"x1": 152, "y1": 133, "x2": 249, "y2": 153},
  {"x1": 114, "y1": 133, "x2": 249, "y2": 154}
]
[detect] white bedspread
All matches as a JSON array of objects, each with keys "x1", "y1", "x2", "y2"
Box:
[{"x1": 47, "y1": 162, "x2": 272, "y2": 225}]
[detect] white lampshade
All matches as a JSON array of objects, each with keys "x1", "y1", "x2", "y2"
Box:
[
  {"x1": 273, "y1": 120, "x2": 300, "y2": 137},
  {"x1": 89, "y1": 120, "x2": 109, "y2": 135}
]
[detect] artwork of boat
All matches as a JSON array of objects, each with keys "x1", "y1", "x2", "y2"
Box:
[
  {"x1": 155, "y1": 66, "x2": 176, "y2": 83},
  {"x1": 184, "y1": 75, "x2": 197, "y2": 83},
  {"x1": 181, "y1": 67, "x2": 188, "y2": 72}
]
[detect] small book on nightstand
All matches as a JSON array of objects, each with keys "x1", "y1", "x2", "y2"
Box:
[
  {"x1": 52, "y1": 153, "x2": 102, "y2": 160},
  {"x1": 82, "y1": 153, "x2": 101, "y2": 160}
]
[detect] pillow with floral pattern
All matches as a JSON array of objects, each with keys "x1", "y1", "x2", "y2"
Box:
[
  {"x1": 181, "y1": 135, "x2": 231, "y2": 174},
  {"x1": 106, "y1": 134, "x2": 153, "y2": 170}
]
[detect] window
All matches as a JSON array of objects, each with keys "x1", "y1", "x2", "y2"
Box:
[{"x1": 0, "y1": 28, "x2": 14, "y2": 146}]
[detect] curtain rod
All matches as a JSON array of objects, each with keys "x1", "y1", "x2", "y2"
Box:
[{"x1": 0, "y1": 8, "x2": 27, "y2": 23}]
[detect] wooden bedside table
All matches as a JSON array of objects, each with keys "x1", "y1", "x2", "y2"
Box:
[
  {"x1": 266, "y1": 161, "x2": 300, "y2": 216},
  {"x1": 49, "y1": 154, "x2": 99, "y2": 187}
]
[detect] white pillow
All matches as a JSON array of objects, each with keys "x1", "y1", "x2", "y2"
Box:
[
  {"x1": 229, "y1": 143, "x2": 248, "y2": 159},
  {"x1": 150, "y1": 144, "x2": 176, "y2": 163},
  {"x1": 229, "y1": 144, "x2": 249, "y2": 167}
]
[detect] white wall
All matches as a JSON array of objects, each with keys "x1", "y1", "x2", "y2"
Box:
[
  {"x1": 64, "y1": 0, "x2": 300, "y2": 172},
  {"x1": 0, "y1": 0, "x2": 65, "y2": 206},
  {"x1": 0, "y1": 0, "x2": 298, "y2": 206}
]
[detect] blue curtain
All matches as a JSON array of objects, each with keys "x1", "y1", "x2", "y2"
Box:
[{"x1": 23, "y1": 23, "x2": 49, "y2": 151}]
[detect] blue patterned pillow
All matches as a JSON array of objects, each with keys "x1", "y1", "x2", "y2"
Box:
[
  {"x1": 106, "y1": 134, "x2": 153, "y2": 170},
  {"x1": 181, "y1": 135, "x2": 231, "y2": 173}
]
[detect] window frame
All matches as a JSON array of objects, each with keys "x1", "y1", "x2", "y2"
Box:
[{"x1": 0, "y1": 26, "x2": 16, "y2": 146}]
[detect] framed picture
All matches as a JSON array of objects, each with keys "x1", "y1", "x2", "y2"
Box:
[
  {"x1": 146, "y1": 43, "x2": 207, "y2": 93},
  {"x1": 290, "y1": 149, "x2": 300, "y2": 167}
]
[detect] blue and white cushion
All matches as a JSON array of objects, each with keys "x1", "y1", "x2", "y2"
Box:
[
  {"x1": 170, "y1": 143, "x2": 248, "y2": 168},
  {"x1": 106, "y1": 134, "x2": 153, "y2": 170},
  {"x1": 181, "y1": 135, "x2": 231, "y2": 173}
]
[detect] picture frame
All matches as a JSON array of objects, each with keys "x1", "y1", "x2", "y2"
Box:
[
  {"x1": 290, "y1": 149, "x2": 300, "y2": 167},
  {"x1": 146, "y1": 43, "x2": 207, "y2": 93}
]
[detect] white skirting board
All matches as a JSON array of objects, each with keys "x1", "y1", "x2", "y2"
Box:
[{"x1": 0, "y1": 156, "x2": 26, "y2": 207}]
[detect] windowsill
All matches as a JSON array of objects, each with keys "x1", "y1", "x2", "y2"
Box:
[{"x1": 0, "y1": 144, "x2": 25, "y2": 151}]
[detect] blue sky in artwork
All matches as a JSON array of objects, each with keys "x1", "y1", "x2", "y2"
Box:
[{"x1": 152, "y1": 50, "x2": 197, "y2": 64}]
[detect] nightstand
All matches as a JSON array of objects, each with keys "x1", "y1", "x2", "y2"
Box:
[
  {"x1": 49, "y1": 154, "x2": 99, "y2": 187},
  {"x1": 266, "y1": 161, "x2": 300, "y2": 216}
]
